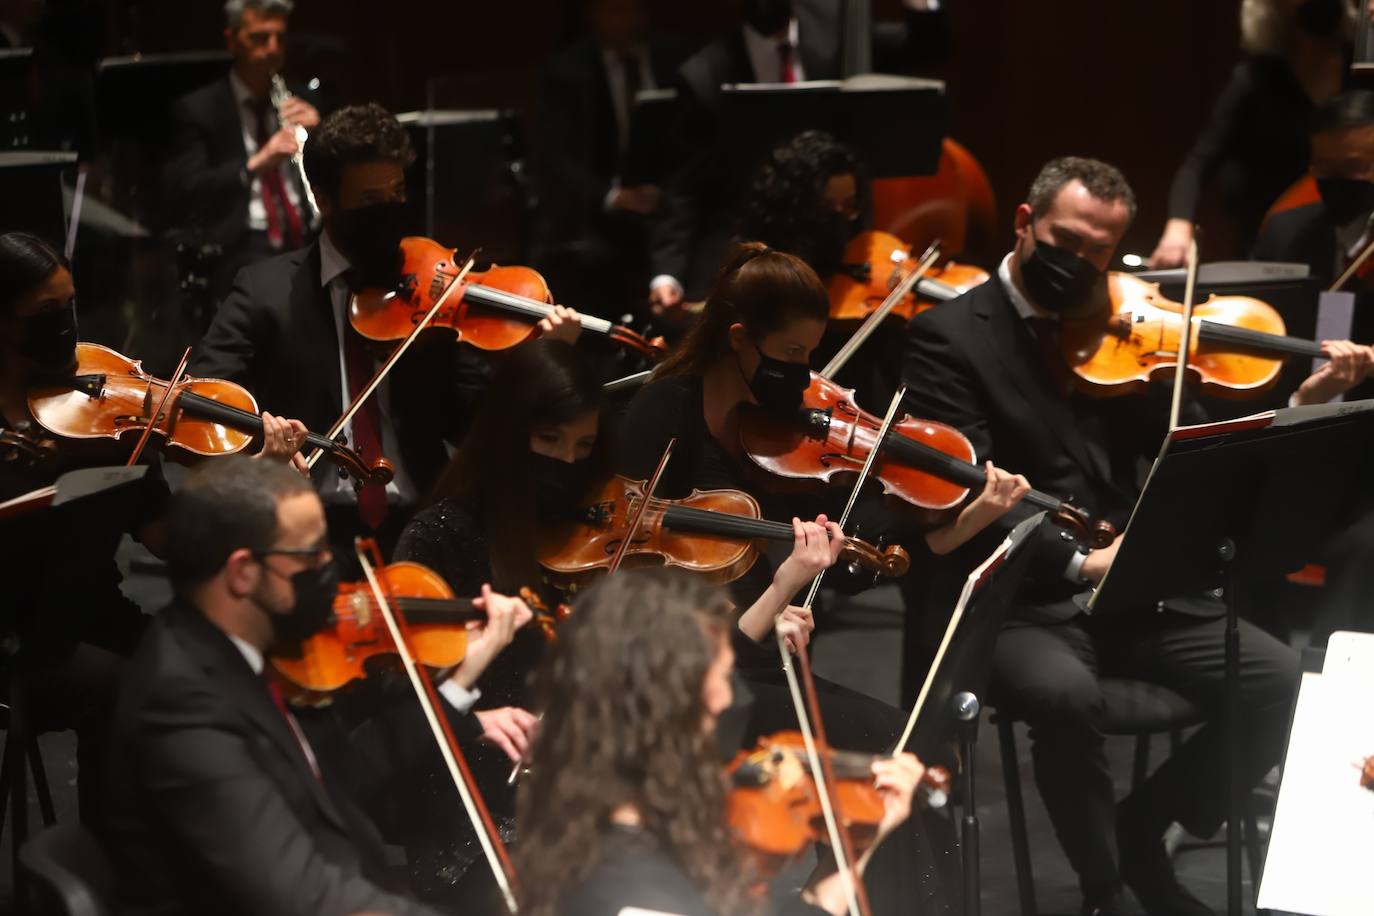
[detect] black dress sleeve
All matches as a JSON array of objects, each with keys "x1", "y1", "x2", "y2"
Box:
[
  {"x1": 1166, "y1": 61, "x2": 1259, "y2": 222},
  {"x1": 393, "y1": 498, "x2": 494, "y2": 598}
]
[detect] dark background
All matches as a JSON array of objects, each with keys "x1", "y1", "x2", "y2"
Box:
[{"x1": 112, "y1": 0, "x2": 1246, "y2": 263}]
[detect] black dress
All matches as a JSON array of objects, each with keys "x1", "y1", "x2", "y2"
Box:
[{"x1": 615, "y1": 375, "x2": 958, "y2": 915}]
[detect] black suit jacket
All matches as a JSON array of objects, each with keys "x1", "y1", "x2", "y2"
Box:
[
  {"x1": 189, "y1": 243, "x2": 482, "y2": 500},
  {"x1": 104, "y1": 600, "x2": 442, "y2": 916},
  {"x1": 902, "y1": 278, "x2": 1220, "y2": 624},
  {"x1": 653, "y1": 0, "x2": 950, "y2": 296}
]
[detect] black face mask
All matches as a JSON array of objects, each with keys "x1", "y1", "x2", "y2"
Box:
[
  {"x1": 1317, "y1": 176, "x2": 1374, "y2": 226},
  {"x1": 1019, "y1": 233, "x2": 1104, "y2": 319},
  {"x1": 330, "y1": 201, "x2": 411, "y2": 289},
  {"x1": 17, "y1": 303, "x2": 78, "y2": 379},
  {"x1": 813, "y1": 210, "x2": 857, "y2": 278},
  {"x1": 1296, "y1": 0, "x2": 1345, "y2": 36},
  {"x1": 530, "y1": 452, "x2": 595, "y2": 517},
  {"x1": 743, "y1": 0, "x2": 792, "y2": 35},
  {"x1": 742, "y1": 341, "x2": 811, "y2": 415},
  {"x1": 267, "y1": 560, "x2": 340, "y2": 649}
]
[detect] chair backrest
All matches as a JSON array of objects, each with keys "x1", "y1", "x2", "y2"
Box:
[{"x1": 19, "y1": 824, "x2": 114, "y2": 916}]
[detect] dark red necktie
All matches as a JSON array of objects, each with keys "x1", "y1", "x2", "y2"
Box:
[
  {"x1": 778, "y1": 42, "x2": 796, "y2": 83},
  {"x1": 249, "y1": 99, "x2": 305, "y2": 250},
  {"x1": 264, "y1": 677, "x2": 322, "y2": 782},
  {"x1": 339, "y1": 313, "x2": 389, "y2": 530}
]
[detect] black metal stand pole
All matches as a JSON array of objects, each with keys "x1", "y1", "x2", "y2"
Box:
[
  {"x1": 1220, "y1": 538, "x2": 1241, "y2": 916},
  {"x1": 953, "y1": 691, "x2": 981, "y2": 916}
]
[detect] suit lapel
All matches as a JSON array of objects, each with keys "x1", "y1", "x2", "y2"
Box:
[
  {"x1": 971, "y1": 283, "x2": 1113, "y2": 483},
  {"x1": 215, "y1": 77, "x2": 250, "y2": 161},
  {"x1": 293, "y1": 243, "x2": 343, "y2": 419},
  {"x1": 166, "y1": 604, "x2": 349, "y2": 832}
]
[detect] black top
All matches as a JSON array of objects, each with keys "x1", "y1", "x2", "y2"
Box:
[
  {"x1": 1166, "y1": 55, "x2": 1320, "y2": 251},
  {"x1": 561, "y1": 826, "x2": 828, "y2": 916}
]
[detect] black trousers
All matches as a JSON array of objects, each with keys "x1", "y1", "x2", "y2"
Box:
[{"x1": 991, "y1": 609, "x2": 1298, "y2": 889}]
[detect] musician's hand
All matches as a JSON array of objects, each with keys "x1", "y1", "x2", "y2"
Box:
[
  {"x1": 1079, "y1": 533, "x2": 1123, "y2": 585},
  {"x1": 451, "y1": 585, "x2": 534, "y2": 688},
  {"x1": 254, "y1": 412, "x2": 308, "y2": 466},
  {"x1": 774, "y1": 515, "x2": 846, "y2": 596},
  {"x1": 537, "y1": 304, "x2": 582, "y2": 344},
  {"x1": 776, "y1": 604, "x2": 814, "y2": 655},
  {"x1": 248, "y1": 127, "x2": 300, "y2": 173},
  {"x1": 474, "y1": 706, "x2": 539, "y2": 763},
  {"x1": 1147, "y1": 218, "x2": 1194, "y2": 269},
  {"x1": 608, "y1": 184, "x2": 661, "y2": 216},
  {"x1": 279, "y1": 96, "x2": 320, "y2": 131},
  {"x1": 1293, "y1": 340, "x2": 1374, "y2": 405},
  {"x1": 967, "y1": 461, "x2": 1030, "y2": 521},
  {"x1": 872, "y1": 752, "x2": 925, "y2": 844}
]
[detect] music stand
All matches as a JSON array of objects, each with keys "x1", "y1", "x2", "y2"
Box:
[
  {"x1": 1089, "y1": 399, "x2": 1374, "y2": 915},
  {"x1": 0, "y1": 151, "x2": 75, "y2": 243}
]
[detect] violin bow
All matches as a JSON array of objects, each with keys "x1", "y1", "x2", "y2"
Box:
[
  {"x1": 354, "y1": 538, "x2": 520, "y2": 914},
  {"x1": 1331, "y1": 232, "x2": 1374, "y2": 292},
  {"x1": 1167, "y1": 234, "x2": 1200, "y2": 432},
  {"x1": 605, "y1": 437, "x2": 676, "y2": 575},
  {"x1": 306, "y1": 252, "x2": 478, "y2": 471},
  {"x1": 774, "y1": 622, "x2": 872, "y2": 916},
  {"x1": 126, "y1": 346, "x2": 191, "y2": 467},
  {"x1": 821, "y1": 243, "x2": 940, "y2": 380}
]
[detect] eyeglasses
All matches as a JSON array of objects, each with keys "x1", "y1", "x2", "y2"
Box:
[{"x1": 253, "y1": 545, "x2": 331, "y2": 565}]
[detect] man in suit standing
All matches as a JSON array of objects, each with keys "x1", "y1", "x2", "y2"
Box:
[
  {"x1": 903, "y1": 158, "x2": 1372, "y2": 915},
  {"x1": 104, "y1": 456, "x2": 532, "y2": 915},
  {"x1": 166, "y1": 0, "x2": 321, "y2": 307},
  {"x1": 535, "y1": 0, "x2": 687, "y2": 319},
  {"x1": 648, "y1": 0, "x2": 950, "y2": 319}
]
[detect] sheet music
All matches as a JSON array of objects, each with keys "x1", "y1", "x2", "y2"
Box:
[{"x1": 1257, "y1": 672, "x2": 1374, "y2": 915}]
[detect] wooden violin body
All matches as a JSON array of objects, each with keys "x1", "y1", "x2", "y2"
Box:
[
  {"x1": 829, "y1": 230, "x2": 989, "y2": 325},
  {"x1": 1062, "y1": 272, "x2": 1323, "y2": 399},
  {"x1": 271, "y1": 561, "x2": 562, "y2": 696},
  {"x1": 535, "y1": 475, "x2": 910, "y2": 589},
  {"x1": 350, "y1": 237, "x2": 666, "y2": 360}
]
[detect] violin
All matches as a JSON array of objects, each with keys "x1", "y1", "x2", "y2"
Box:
[
  {"x1": 829, "y1": 230, "x2": 989, "y2": 325},
  {"x1": 534, "y1": 474, "x2": 911, "y2": 589},
  {"x1": 728, "y1": 731, "x2": 950, "y2": 861},
  {"x1": 1061, "y1": 272, "x2": 1329, "y2": 399},
  {"x1": 0, "y1": 424, "x2": 57, "y2": 470},
  {"x1": 26, "y1": 343, "x2": 392, "y2": 484},
  {"x1": 739, "y1": 373, "x2": 1116, "y2": 546},
  {"x1": 350, "y1": 237, "x2": 667, "y2": 361},
  {"x1": 270, "y1": 560, "x2": 567, "y2": 696}
]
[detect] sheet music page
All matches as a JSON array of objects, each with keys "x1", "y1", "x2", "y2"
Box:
[{"x1": 1257, "y1": 672, "x2": 1374, "y2": 915}]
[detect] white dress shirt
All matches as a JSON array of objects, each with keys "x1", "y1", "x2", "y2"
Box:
[
  {"x1": 742, "y1": 18, "x2": 805, "y2": 84},
  {"x1": 229, "y1": 70, "x2": 303, "y2": 234},
  {"x1": 600, "y1": 45, "x2": 656, "y2": 161}
]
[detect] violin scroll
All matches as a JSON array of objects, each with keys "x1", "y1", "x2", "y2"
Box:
[
  {"x1": 321, "y1": 436, "x2": 395, "y2": 487},
  {"x1": 0, "y1": 424, "x2": 57, "y2": 469},
  {"x1": 1053, "y1": 503, "x2": 1117, "y2": 549},
  {"x1": 838, "y1": 536, "x2": 911, "y2": 580}
]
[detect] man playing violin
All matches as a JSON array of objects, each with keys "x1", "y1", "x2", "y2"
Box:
[
  {"x1": 103, "y1": 455, "x2": 534, "y2": 916},
  {"x1": 191, "y1": 102, "x2": 583, "y2": 561},
  {"x1": 903, "y1": 157, "x2": 1374, "y2": 916}
]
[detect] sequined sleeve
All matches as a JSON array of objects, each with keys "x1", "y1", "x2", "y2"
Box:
[{"x1": 393, "y1": 498, "x2": 494, "y2": 598}]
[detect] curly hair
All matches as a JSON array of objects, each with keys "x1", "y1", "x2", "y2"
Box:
[
  {"x1": 303, "y1": 103, "x2": 415, "y2": 201},
  {"x1": 738, "y1": 129, "x2": 861, "y2": 275},
  {"x1": 1026, "y1": 156, "x2": 1137, "y2": 224},
  {"x1": 652, "y1": 242, "x2": 829, "y2": 380},
  {"x1": 514, "y1": 570, "x2": 755, "y2": 916}
]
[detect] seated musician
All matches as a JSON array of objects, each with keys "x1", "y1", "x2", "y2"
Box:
[
  {"x1": 514, "y1": 567, "x2": 928, "y2": 916},
  {"x1": 392, "y1": 336, "x2": 866, "y2": 906},
  {"x1": 103, "y1": 455, "x2": 532, "y2": 915},
  {"x1": 166, "y1": 0, "x2": 323, "y2": 306},
  {"x1": 0, "y1": 230, "x2": 305, "y2": 827},
  {"x1": 190, "y1": 102, "x2": 582, "y2": 560},
  {"x1": 902, "y1": 156, "x2": 1373, "y2": 916}
]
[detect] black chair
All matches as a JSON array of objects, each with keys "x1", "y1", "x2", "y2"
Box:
[
  {"x1": 19, "y1": 824, "x2": 113, "y2": 916},
  {"x1": 992, "y1": 677, "x2": 1263, "y2": 916}
]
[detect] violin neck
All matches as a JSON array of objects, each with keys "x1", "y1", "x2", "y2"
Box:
[
  {"x1": 175, "y1": 389, "x2": 336, "y2": 453},
  {"x1": 660, "y1": 504, "x2": 795, "y2": 543},
  {"x1": 1195, "y1": 320, "x2": 1326, "y2": 360},
  {"x1": 461, "y1": 283, "x2": 615, "y2": 335},
  {"x1": 370, "y1": 595, "x2": 484, "y2": 625}
]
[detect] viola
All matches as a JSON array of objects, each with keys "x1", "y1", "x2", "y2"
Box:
[
  {"x1": 534, "y1": 474, "x2": 911, "y2": 589},
  {"x1": 26, "y1": 343, "x2": 393, "y2": 484},
  {"x1": 1061, "y1": 272, "x2": 1329, "y2": 399},
  {"x1": 270, "y1": 560, "x2": 566, "y2": 696},
  {"x1": 727, "y1": 731, "x2": 950, "y2": 863},
  {"x1": 739, "y1": 373, "x2": 1115, "y2": 546},
  {"x1": 350, "y1": 237, "x2": 667, "y2": 361},
  {"x1": 829, "y1": 230, "x2": 989, "y2": 325}
]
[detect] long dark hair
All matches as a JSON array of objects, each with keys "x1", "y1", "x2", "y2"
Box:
[
  {"x1": 0, "y1": 232, "x2": 68, "y2": 317},
  {"x1": 425, "y1": 338, "x2": 604, "y2": 590},
  {"x1": 514, "y1": 569, "x2": 754, "y2": 916},
  {"x1": 653, "y1": 243, "x2": 829, "y2": 380}
]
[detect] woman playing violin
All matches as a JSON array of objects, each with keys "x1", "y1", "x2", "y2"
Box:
[{"x1": 515, "y1": 568, "x2": 927, "y2": 916}]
